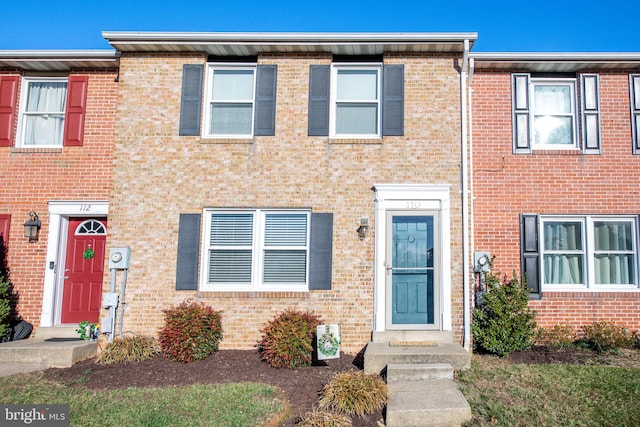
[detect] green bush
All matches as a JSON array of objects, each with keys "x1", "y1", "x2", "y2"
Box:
[
  {"x1": 0, "y1": 275, "x2": 11, "y2": 341},
  {"x1": 580, "y1": 320, "x2": 633, "y2": 352},
  {"x1": 97, "y1": 335, "x2": 159, "y2": 364},
  {"x1": 472, "y1": 270, "x2": 537, "y2": 357},
  {"x1": 258, "y1": 309, "x2": 321, "y2": 369},
  {"x1": 296, "y1": 411, "x2": 352, "y2": 427},
  {"x1": 317, "y1": 371, "x2": 389, "y2": 417},
  {"x1": 157, "y1": 300, "x2": 223, "y2": 363},
  {"x1": 536, "y1": 324, "x2": 576, "y2": 347}
]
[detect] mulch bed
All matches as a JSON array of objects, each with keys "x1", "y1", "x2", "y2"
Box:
[
  {"x1": 43, "y1": 345, "x2": 640, "y2": 426},
  {"x1": 44, "y1": 349, "x2": 383, "y2": 426}
]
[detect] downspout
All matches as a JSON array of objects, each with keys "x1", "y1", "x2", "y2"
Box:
[{"x1": 460, "y1": 39, "x2": 471, "y2": 351}]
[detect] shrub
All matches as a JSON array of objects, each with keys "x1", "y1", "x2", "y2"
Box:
[
  {"x1": 580, "y1": 320, "x2": 633, "y2": 352},
  {"x1": 296, "y1": 411, "x2": 352, "y2": 427},
  {"x1": 158, "y1": 300, "x2": 223, "y2": 363},
  {"x1": 0, "y1": 275, "x2": 11, "y2": 341},
  {"x1": 258, "y1": 309, "x2": 321, "y2": 369},
  {"x1": 317, "y1": 371, "x2": 389, "y2": 417},
  {"x1": 536, "y1": 324, "x2": 576, "y2": 347},
  {"x1": 472, "y1": 270, "x2": 537, "y2": 357},
  {"x1": 97, "y1": 335, "x2": 158, "y2": 364}
]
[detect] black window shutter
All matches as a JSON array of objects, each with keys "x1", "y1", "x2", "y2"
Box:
[
  {"x1": 309, "y1": 213, "x2": 333, "y2": 290},
  {"x1": 581, "y1": 74, "x2": 601, "y2": 154},
  {"x1": 308, "y1": 65, "x2": 330, "y2": 136},
  {"x1": 179, "y1": 64, "x2": 203, "y2": 136},
  {"x1": 520, "y1": 214, "x2": 541, "y2": 298},
  {"x1": 382, "y1": 64, "x2": 404, "y2": 136},
  {"x1": 631, "y1": 74, "x2": 640, "y2": 154},
  {"x1": 512, "y1": 73, "x2": 531, "y2": 154},
  {"x1": 254, "y1": 65, "x2": 277, "y2": 136},
  {"x1": 176, "y1": 214, "x2": 201, "y2": 290}
]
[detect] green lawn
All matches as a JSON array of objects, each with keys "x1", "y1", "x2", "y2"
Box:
[
  {"x1": 0, "y1": 372, "x2": 284, "y2": 427},
  {"x1": 458, "y1": 356, "x2": 640, "y2": 427}
]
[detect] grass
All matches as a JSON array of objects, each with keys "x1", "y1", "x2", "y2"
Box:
[
  {"x1": 0, "y1": 373, "x2": 284, "y2": 427},
  {"x1": 458, "y1": 356, "x2": 640, "y2": 427}
]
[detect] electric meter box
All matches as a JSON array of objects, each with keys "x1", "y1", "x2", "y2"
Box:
[
  {"x1": 109, "y1": 247, "x2": 131, "y2": 269},
  {"x1": 102, "y1": 292, "x2": 119, "y2": 308}
]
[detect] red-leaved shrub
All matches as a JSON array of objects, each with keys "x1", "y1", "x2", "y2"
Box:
[
  {"x1": 258, "y1": 309, "x2": 322, "y2": 369},
  {"x1": 157, "y1": 300, "x2": 223, "y2": 363}
]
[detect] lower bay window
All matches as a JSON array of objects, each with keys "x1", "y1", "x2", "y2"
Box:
[{"x1": 201, "y1": 209, "x2": 310, "y2": 292}]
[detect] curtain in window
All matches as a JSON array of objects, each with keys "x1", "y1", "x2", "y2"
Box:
[
  {"x1": 594, "y1": 221, "x2": 634, "y2": 285},
  {"x1": 263, "y1": 214, "x2": 307, "y2": 283},
  {"x1": 23, "y1": 81, "x2": 67, "y2": 146},
  {"x1": 533, "y1": 85, "x2": 573, "y2": 146},
  {"x1": 543, "y1": 221, "x2": 583, "y2": 284}
]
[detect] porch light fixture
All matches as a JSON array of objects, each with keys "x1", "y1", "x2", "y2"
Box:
[
  {"x1": 357, "y1": 218, "x2": 369, "y2": 240},
  {"x1": 23, "y1": 211, "x2": 41, "y2": 242}
]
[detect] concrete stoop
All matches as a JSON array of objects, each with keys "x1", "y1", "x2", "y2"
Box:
[
  {"x1": 364, "y1": 341, "x2": 471, "y2": 375},
  {"x1": 0, "y1": 327, "x2": 98, "y2": 374}
]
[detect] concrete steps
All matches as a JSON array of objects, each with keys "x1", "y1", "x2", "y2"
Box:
[
  {"x1": 363, "y1": 332, "x2": 472, "y2": 426},
  {"x1": 0, "y1": 327, "x2": 98, "y2": 375},
  {"x1": 364, "y1": 341, "x2": 471, "y2": 375}
]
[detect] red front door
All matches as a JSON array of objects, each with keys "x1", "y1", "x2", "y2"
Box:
[{"x1": 61, "y1": 218, "x2": 107, "y2": 324}]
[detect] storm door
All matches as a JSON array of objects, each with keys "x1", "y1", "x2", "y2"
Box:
[{"x1": 386, "y1": 212, "x2": 440, "y2": 329}]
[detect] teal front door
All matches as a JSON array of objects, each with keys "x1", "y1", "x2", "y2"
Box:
[{"x1": 386, "y1": 212, "x2": 439, "y2": 329}]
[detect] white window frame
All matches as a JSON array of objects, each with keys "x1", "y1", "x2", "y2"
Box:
[
  {"x1": 200, "y1": 209, "x2": 310, "y2": 292},
  {"x1": 530, "y1": 78, "x2": 578, "y2": 150},
  {"x1": 17, "y1": 77, "x2": 68, "y2": 148},
  {"x1": 203, "y1": 64, "x2": 256, "y2": 138},
  {"x1": 330, "y1": 63, "x2": 382, "y2": 138},
  {"x1": 540, "y1": 215, "x2": 639, "y2": 291}
]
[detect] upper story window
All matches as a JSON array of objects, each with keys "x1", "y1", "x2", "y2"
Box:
[
  {"x1": 531, "y1": 79, "x2": 576, "y2": 149},
  {"x1": 0, "y1": 74, "x2": 88, "y2": 148},
  {"x1": 630, "y1": 74, "x2": 640, "y2": 153},
  {"x1": 178, "y1": 63, "x2": 277, "y2": 138},
  {"x1": 204, "y1": 65, "x2": 256, "y2": 137},
  {"x1": 330, "y1": 64, "x2": 381, "y2": 137},
  {"x1": 201, "y1": 209, "x2": 310, "y2": 292},
  {"x1": 308, "y1": 62, "x2": 404, "y2": 138},
  {"x1": 512, "y1": 73, "x2": 600, "y2": 154},
  {"x1": 19, "y1": 78, "x2": 68, "y2": 147}
]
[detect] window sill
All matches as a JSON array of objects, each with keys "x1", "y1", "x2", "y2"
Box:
[
  {"x1": 196, "y1": 291, "x2": 310, "y2": 299},
  {"x1": 199, "y1": 138, "x2": 255, "y2": 144},
  {"x1": 11, "y1": 147, "x2": 64, "y2": 154},
  {"x1": 541, "y1": 286, "x2": 640, "y2": 293},
  {"x1": 530, "y1": 149, "x2": 583, "y2": 156},
  {"x1": 329, "y1": 138, "x2": 383, "y2": 145}
]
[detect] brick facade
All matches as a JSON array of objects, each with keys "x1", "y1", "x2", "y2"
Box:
[
  {"x1": 472, "y1": 67, "x2": 640, "y2": 332},
  {"x1": 108, "y1": 50, "x2": 466, "y2": 352},
  {"x1": 0, "y1": 68, "x2": 118, "y2": 325}
]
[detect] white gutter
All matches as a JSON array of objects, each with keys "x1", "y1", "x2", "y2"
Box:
[
  {"x1": 461, "y1": 39, "x2": 471, "y2": 351},
  {"x1": 102, "y1": 31, "x2": 479, "y2": 44}
]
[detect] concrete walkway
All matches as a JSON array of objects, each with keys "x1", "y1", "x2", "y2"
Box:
[{"x1": 0, "y1": 327, "x2": 98, "y2": 377}]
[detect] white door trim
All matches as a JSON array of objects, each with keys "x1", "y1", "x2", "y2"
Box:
[
  {"x1": 373, "y1": 184, "x2": 451, "y2": 333},
  {"x1": 40, "y1": 201, "x2": 108, "y2": 327}
]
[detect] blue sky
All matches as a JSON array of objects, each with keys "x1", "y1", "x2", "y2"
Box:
[{"x1": 1, "y1": 0, "x2": 637, "y2": 52}]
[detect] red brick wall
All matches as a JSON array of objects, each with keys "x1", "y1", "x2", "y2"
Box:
[
  {"x1": 472, "y1": 70, "x2": 640, "y2": 332},
  {"x1": 0, "y1": 70, "x2": 118, "y2": 325}
]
